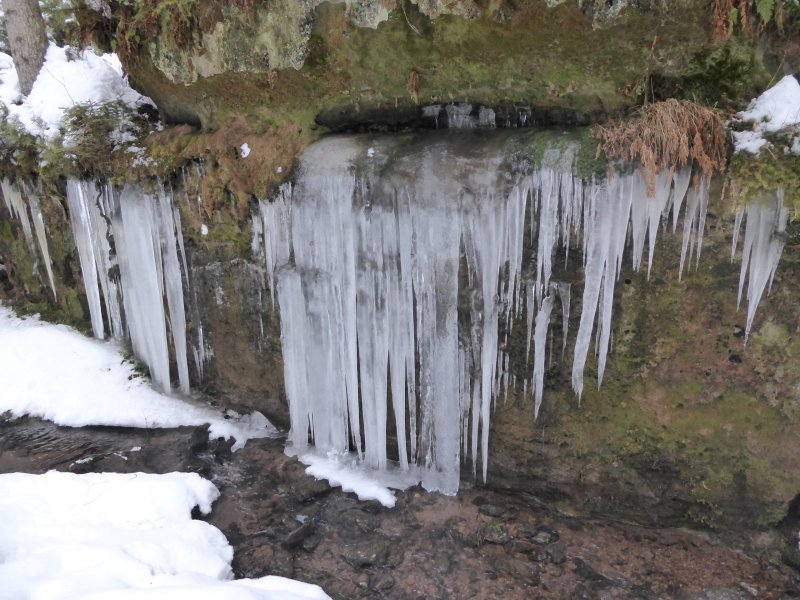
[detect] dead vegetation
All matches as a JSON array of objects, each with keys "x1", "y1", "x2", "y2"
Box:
[
  {"x1": 593, "y1": 99, "x2": 727, "y2": 195},
  {"x1": 711, "y1": 0, "x2": 799, "y2": 42}
]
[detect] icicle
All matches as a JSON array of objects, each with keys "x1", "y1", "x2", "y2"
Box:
[
  {"x1": 525, "y1": 281, "x2": 536, "y2": 362},
  {"x1": 260, "y1": 184, "x2": 293, "y2": 308},
  {"x1": 23, "y1": 186, "x2": 56, "y2": 299},
  {"x1": 645, "y1": 171, "x2": 673, "y2": 278},
  {"x1": 1, "y1": 179, "x2": 56, "y2": 298},
  {"x1": 732, "y1": 208, "x2": 745, "y2": 261},
  {"x1": 114, "y1": 186, "x2": 172, "y2": 391},
  {"x1": 67, "y1": 180, "x2": 106, "y2": 339},
  {"x1": 534, "y1": 169, "x2": 560, "y2": 305},
  {"x1": 693, "y1": 177, "x2": 709, "y2": 269},
  {"x1": 532, "y1": 294, "x2": 554, "y2": 419},
  {"x1": 446, "y1": 103, "x2": 476, "y2": 128},
  {"x1": 111, "y1": 183, "x2": 191, "y2": 393},
  {"x1": 264, "y1": 133, "x2": 783, "y2": 497},
  {"x1": 571, "y1": 173, "x2": 632, "y2": 398},
  {"x1": 678, "y1": 176, "x2": 710, "y2": 280},
  {"x1": 157, "y1": 187, "x2": 190, "y2": 394},
  {"x1": 66, "y1": 180, "x2": 125, "y2": 340},
  {"x1": 1, "y1": 179, "x2": 35, "y2": 251},
  {"x1": 670, "y1": 166, "x2": 692, "y2": 233},
  {"x1": 736, "y1": 192, "x2": 788, "y2": 340}
]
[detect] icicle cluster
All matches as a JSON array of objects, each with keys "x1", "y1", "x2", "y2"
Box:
[
  {"x1": 0, "y1": 179, "x2": 56, "y2": 299},
  {"x1": 66, "y1": 180, "x2": 124, "y2": 341},
  {"x1": 257, "y1": 135, "x2": 712, "y2": 495},
  {"x1": 65, "y1": 180, "x2": 192, "y2": 394},
  {"x1": 733, "y1": 190, "x2": 789, "y2": 340}
]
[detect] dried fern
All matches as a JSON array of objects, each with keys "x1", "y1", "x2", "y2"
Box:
[{"x1": 594, "y1": 100, "x2": 727, "y2": 195}]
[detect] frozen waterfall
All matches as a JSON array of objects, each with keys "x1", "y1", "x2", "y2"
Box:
[{"x1": 257, "y1": 132, "x2": 713, "y2": 495}]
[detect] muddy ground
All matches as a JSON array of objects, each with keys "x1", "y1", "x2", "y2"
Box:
[{"x1": 1, "y1": 417, "x2": 798, "y2": 599}]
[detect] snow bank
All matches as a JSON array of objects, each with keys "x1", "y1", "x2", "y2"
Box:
[
  {"x1": 732, "y1": 75, "x2": 800, "y2": 154},
  {"x1": 0, "y1": 306, "x2": 277, "y2": 449},
  {"x1": 0, "y1": 43, "x2": 153, "y2": 139},
  {"x1": 0, "y1": 471, "x2": 330, "y2": 600}
]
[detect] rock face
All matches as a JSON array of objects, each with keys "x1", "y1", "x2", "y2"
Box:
[
  {"x1": 2, "y1": 0, "x2": 800, "y2": 558},
  {"x1": 109, "y1": 0, "x2": 770, "y2": 128}
]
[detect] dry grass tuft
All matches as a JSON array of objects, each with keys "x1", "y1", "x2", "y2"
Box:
[{"x1": 594, "y1": 99, "x2": 727, "y2": 195}]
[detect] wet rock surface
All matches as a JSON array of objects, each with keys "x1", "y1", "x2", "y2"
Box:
[{"x1": 2, "y1": 416, "x2": 798, "y2": 599}]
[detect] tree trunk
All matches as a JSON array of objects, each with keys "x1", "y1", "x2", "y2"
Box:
[{"x1": 3, "y1": 0, "x2": 48, "y2": 96}]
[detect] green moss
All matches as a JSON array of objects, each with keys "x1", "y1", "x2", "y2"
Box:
[
  {"x1": 528, "y1": 127, "x2": 606, "y2": 177},
  {"x1": 650, "y1": 39, "x2": 770, "y2": 106},
  {"x1": 0, "y1": 108, "x2": 42, "y2": 182},
  {"x1": 726, "y1": 149, "x2": 800, "y2": 213},
  {"x1": 119, "y1": 1, "x2": 724, "y2": 130}
]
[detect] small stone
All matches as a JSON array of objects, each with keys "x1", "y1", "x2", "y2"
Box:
[
  {"x1": 291, "y1": 478, "x2": 331, "y2": 503},
  {"x1": 481, "y1": 523, "x2": 510, "y2": 545},
  {"x1": 540, "y1": 541, "x2": 566, "y2": 565},
  {"x1": 738, "y1": 582, "x2": 758, "y2": 597},
  {"x1": 358, "y1": 500, "x2": 384, "y2": 514},
  {"x1": 530, "y1": 526, "x2": 559, "y2": 545},
  {"x1": 478, "y1": 503, "x2": 506, "y2": 517},
  {"x1": 281, "y1": 520, "x2": 317, "y2": 551},
  {"x1": 302, "y1": 533, "x2": 322, "y2": 553},
  {"x1": 434, "y1": 553, "x2": 452, "y2": 574},
  {"x1": 677, "y1": 589, "x2": 752, "y2": 600},
  {"x1": 342, "y1": 539, "x2": 393, "y2": 568},
  {"x1": 370, "y1": 573, "x2": 395, "y2": 592},
  {"x1": 508, "y1": 539, "x2": 535, "y2": 554},
  {"x1": 573, "y1": 557, "x2": 614, "y2": 589}
]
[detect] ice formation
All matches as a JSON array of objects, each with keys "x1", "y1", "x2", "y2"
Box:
[
  {"x1": 0, "y1": 179, "x2": 56, "y2": 298},
  {"x1": 66, "y1": 180, "x2": 124, "y2": 340},
  {"x1": 65, "y1": 180, "x2": 192, "y2": 393},
  {"x1": 257, "y1": 134, "x2": 712, "y2": 494},
  {"x1": 733, "y1": 190, "x2": 789, "y2": 340}
]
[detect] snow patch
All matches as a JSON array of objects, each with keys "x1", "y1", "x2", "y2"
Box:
[
  {"x1": 0, "y1": 305, "x2": 277, "y2": 450},
  {"x1": 732, "y1": 75, "x2": 800, "y2": 154},
  {"x1": 0, "y1": 44, "x2": 154, "y2": 139},
  {"x1": 0, "y1": 471, "x2": 330, "y2": 600}
]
